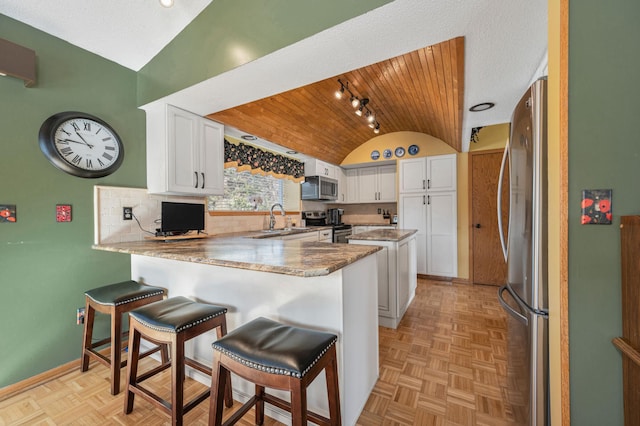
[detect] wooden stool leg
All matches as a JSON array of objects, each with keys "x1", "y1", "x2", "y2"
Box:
[
  {"x1": 110, "y1": 307, "x2": 123, "y2": 395},
  {"x1": 124, "y1": 326, "x2": 141, "y2": 414},
  {"x1": 325, "y1": 347, "x2": 342, "y2": 425},
  {"x1": 216, "y1": 322, "x2": 233, "y2": 409},
  {"x1": 290, "y1": 380, "x2": 307, "y2": 426},
  {"x1": 255, "y1": 384, "x2": 265, "y2": 425},
  {"x1": 209, "y1": 352, "x2": 228, "y2": 426},
  {"x1": 81, "y1": 301, "x2": 95, "y2": 372},
  {"x1": 171, "y1": 336, "x2": 184, "y2": 426}
]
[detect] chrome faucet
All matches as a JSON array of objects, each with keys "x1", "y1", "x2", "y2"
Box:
[{"x1": 269, "y1": 203, "x2": 286, "y2": 230}]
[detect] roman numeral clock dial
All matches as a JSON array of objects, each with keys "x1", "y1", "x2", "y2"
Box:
[{"x1": 39, "y1": 112, "x2": 124, "y2": 178}]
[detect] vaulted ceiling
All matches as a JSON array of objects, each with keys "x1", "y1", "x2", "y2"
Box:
[{"x1": 208, "y1": 37, "x2": 464, "y2": 166}]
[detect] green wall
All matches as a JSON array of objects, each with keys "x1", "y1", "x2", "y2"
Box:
[
  {"x1": 0, "y1": 1, "x2": 392, "y2": 389},
  {"x1": 568, "y1": 1, "x2": 640, "y2": 424},
  {"x1": 0, "y1": 15, "x2": 145, "y2": 387},
  {"x1": 137, "y1": 0, "x2": 393, "y2": 105}
]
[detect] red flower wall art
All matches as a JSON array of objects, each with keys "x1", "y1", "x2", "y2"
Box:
[
  {"x1": 0, "y1": 204, "x2": 16, "y2": 223},
  {"x1": 581, "y1": 189, "x2": 612, "y2": 225}
]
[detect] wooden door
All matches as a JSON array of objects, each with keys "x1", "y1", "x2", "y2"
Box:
[{"x1": 470, "y1": 149, "x2": 509, "y2": 285}]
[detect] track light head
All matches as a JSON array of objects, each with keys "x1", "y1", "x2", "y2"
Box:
[
  {"x1": 335, "y1": 80, "x2": 345, "y2": 99},
  {"x1": 373, "y1": 123, "x2": 380, "y2": 134},
  {"x1": 350, "y1": 96, "x2": 359, "y2": 108}
]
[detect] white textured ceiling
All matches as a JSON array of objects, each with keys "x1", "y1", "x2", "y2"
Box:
[
  {"x1": 0, "y1": 0, "x2": 213, "y2": 71},
  {"x1": 0, "y1": 0, "x2": 548, "y2": 151}
]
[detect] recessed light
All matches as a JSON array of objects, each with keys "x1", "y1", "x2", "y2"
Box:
[
  {"x1": 159, "y1": 0, "x2": 174, "y2": 7},
  {"x1": 469, "y1": 102, "x2": 495, "y2": 112},
  {"x1": 241, "y1": 135, "x2": 257, "y2": 141}
]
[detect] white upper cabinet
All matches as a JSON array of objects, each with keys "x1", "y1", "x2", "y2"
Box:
[
  {"x1": 426, "y1": 154, "x2": 457, "y2": 192},
  {"x1": 354, "y1": 165, "x2": 397, "y2": 203},
  {"x1": 305, "y1": 159, "x2": 337, "y2": 179},
  {"x1": 146, "y1": 103, "x2": 224, "y2": 196},
  {"x1": 399, "y1": 158, "x2": 427, "y2": 193},
  {"x1": 345, "y1": 169, "x2": 359, "y2": 203},
  {"x1": 399, "y1": 154, "x2": 456, "y2": 193}
]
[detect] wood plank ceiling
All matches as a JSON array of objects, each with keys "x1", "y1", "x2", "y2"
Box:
[{"x1": 207, "y1": 36, "x2": 464, "y2": 166}]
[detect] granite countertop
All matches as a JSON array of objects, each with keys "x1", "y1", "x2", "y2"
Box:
[
  {"x1": 93, "y1": 236, "x2": 381, "y2": 277},
  {"x1": 347, "y1": 228, "x2": 418, "y2": 242}
]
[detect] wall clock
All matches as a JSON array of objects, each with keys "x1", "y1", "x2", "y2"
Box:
[{"x1": 39, "y1": 111, "x2": 124, "y2": 178}]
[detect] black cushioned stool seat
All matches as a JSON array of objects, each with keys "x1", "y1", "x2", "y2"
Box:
[
  {"x1": 81, "y1": 280, "x2": 165, "y2": 395},
  {"x1": 124, "y1": 296, "x2": 232, "y2": 426},
  {"x1": 209, "y1": 317, "x2": 341, "y2": 426}
]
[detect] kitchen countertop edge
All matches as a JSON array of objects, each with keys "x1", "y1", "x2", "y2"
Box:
[{"x1": 92, "y1": 236, "x2": 381, "y2": 278}]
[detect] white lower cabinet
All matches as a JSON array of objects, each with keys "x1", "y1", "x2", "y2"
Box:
[
  {"x1": 349, "y1": 234, "x2": 417, "y2": 329},
  {"x1": 426, "y1": 192, "x2": 457, "y2": 277},
  {"x1": 398, "y1": 193, "x2": 427, "y2": 274},
  {"x1": 318, "y1": 229, "x2": 333, "y2": 242}
]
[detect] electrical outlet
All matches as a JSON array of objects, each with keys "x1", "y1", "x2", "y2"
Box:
[
  {"x1": 123, "y1": 207, "x2": 133, "y2": 220},
  {"x1": 76, "y1": 307, "x2": 85, "y2": 325}
]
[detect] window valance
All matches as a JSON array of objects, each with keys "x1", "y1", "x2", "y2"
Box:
[{"x1": 224, "y1": 139, "x2": 305, "y2": 183}]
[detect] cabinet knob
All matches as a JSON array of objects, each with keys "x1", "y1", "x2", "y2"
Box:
[{"x1": 475, "y1": 223, "x2": 481, "y2": 229}]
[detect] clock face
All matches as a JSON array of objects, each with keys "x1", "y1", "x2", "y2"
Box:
[{"x1": 39, "y1": 112, "x2": 124, "y2": 178}]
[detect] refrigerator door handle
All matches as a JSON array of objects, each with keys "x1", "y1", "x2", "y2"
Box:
[
  {"x1": 497, "y1": 142, "x2": 509, "y2": 261},
  {"x1": 498, "y1": 285, "x2": 528, "y2": 325}
]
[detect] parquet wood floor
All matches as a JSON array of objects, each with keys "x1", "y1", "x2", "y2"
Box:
[{"x1": 0, "y1": 279, "x2": 515, "y2": 425}]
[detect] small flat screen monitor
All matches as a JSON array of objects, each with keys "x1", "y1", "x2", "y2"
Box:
[{"x1": 160, "y1": 202, "x2": 205, "y2": 235}]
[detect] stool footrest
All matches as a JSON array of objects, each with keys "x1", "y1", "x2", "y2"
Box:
[{"x1": 262, "y1": 393, "x2": 331, "y2": 426}]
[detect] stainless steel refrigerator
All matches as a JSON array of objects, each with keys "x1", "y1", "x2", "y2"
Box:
[{"x1": 497, "y1": 77, "x2": 549, "y2": 426}]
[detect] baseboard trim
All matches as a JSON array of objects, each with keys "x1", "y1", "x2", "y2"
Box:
[{"x1": 0, "y1": 358, "x2": 79, "y2": 402}]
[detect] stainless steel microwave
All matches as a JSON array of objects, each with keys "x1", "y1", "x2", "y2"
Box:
[{"x1": 301, "y1": 176, "x2": 338, "y2": 201}]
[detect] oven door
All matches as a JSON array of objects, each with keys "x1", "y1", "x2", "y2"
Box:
[{"x1": 334, "y1": 229, "x2": 352, "y2": 243}]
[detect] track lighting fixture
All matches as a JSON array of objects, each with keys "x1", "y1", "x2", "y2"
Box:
[{"x1": 335, "y1": 79, "x2": 381, "y2": 133}]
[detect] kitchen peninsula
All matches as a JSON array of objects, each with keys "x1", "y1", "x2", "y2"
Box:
[{"x1": 93, "y1": 236, "x2": 381, "y2": 426}]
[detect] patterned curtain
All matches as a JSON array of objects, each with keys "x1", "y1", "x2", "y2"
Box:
[{"x1": 223, "y1": 139, "x2": 305, "y2": 183}]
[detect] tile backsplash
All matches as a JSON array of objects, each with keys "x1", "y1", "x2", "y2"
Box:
[{"x1": 94, "y1": 186, "x2": 206, "y2": 244}]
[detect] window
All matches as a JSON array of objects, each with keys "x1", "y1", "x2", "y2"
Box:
[{"x1": 208, "y1": 167, "x2": 300, "y2": 212}]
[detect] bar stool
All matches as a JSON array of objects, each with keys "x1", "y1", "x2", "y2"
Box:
[
  {"x1": 124, "y1": 296, "x2": 233, "y2": 426},
  {"x1": 81, "y1": 280, "x2": 166, "y2": 395},
  {"x1": 209, "y1": 317, "x2": 341, "y2": 426}
]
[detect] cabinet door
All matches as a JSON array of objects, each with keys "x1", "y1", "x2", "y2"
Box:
[
  {"x1": 399, "y1": 193, "x2": 427, "y2": 274},
  {"x1": 199, "y1": 119, "x2": 224, "y2": 195},
  {"x1": 166, "y1": 106, "x2": 224, "y2": 196},
  {"x1": 358, "y1": 167, "x2": 378, "y2": 202},
  {"x1": 426, "y1": 191, "x2": 457, "y2": 277},
  {"x1": 318, "y1": 229, "x2": 333, "y2": 242},
  {"x1": 305, "y1": 159, "x2": 336, "y2": 178},
  {"x1": 399, "y1": 158, "x2": 427, "y2": 193},
  {"x1": 167, "y1": 106, "x2": 199, "y2": 194},
  {"x1": 427, "y1": 154, "x2": 457, "y2": 192},
  {"x1": 346, "y1": 169, "x2": 359, "y2": 203},
  {"x1": 377, "y1": 165, "x2": 397, "y2": 202}
]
